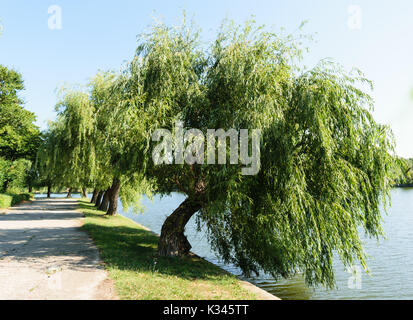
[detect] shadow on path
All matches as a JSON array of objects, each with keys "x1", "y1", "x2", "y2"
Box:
[{"x1": 0, "y1": 198, "x2": 116, "y2": 299}]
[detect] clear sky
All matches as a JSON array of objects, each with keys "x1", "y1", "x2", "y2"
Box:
[{"x1": 1, "y1": 0, "x2": 413, "y2": 157}]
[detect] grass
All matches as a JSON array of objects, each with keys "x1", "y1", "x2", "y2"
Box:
[
  {"x1": 0, "y1": 192, "x2": 33, "y2": 209},
  {"x1": 78, "y1": 199, "x2": 257, "y2": 300}
]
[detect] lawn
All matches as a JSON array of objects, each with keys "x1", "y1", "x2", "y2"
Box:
[{"x1": 78, "y1": 199, "x2": 258, "y2": 300}]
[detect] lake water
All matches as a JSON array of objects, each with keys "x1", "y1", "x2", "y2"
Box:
[{"x1": 37, "y1": 188, "x2": 413, "y2": 300}]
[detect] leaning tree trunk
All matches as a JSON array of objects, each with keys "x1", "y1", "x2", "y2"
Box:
[
  {"x1": 82, "y1": 187, "x2": 88, "y2": 198},
  {"x1": 91, "y1": 189, "x2": 98, "y2": 203},
  {"x1": 47, "y1": 185, "x2": 51, "y2": 198},
  {"x1": 158, "y1": 197, "x2": 202, "y2": 257},
  {"x1": 106, "y1": 178, "x2": 121, "y2": 216},
  {"x1": 95, "y1": 191, "x2": 104, "y2": 207},
  {"x1": 66, "y1": 188, "x2": 72, "y2": 198},
  {"x1": 98, "y1": 190, "x2": 110, "y2": 211}
]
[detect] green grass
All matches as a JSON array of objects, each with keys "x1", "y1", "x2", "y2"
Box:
[
  {"x1": 78, "y1": 199, "x2": 257, "y2": 300},
  {"x1": 0, "y1": 193, "x2": 33, "y2": 209}
]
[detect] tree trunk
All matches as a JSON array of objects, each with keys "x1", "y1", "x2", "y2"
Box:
[
  {"x1": 106, "y1": 178, "x2": 121, "y2": 216},
  {"x1": 47, "y1": 185, "x2": 51, "y2": 198},
  {"x1": 98, "y1": 190, "x2": 110, "y2": 211},
  {"x1": 66, "y1": 188, "x2": 72, "y2": 198},
  {"x1": 82, "y1": 187, "x2": 88, "y2": 198},
  {"x1": 158, "y1": 197, "x2": 202, "y2": 257},
  {"x1": 2, "y1": 180, "x2": 9, "y2": 193},
  {"x1": 91, "y1": 189, "x2": 98, "y2": 203},
  {"x1": 95, "y1": 191, "x2": 104, "y2": 207},
  {"x1": 28, "y1": 185, "x2": 33, "y2": 193}
]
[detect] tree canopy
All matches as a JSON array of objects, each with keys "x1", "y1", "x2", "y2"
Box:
[
  {"x1": 0, "y1": 65, "x2": 40, "y2": 192},
  {"x1": 0, "y1": 66, "x2": 40, "y2": 161}
]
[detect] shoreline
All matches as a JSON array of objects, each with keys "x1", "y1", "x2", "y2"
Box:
[
  {"x1": 118, "y1": 213, "x2": 280, "y2": 300},
  {"x1": 33, "y1": 194, "x2": 280, "y2": 300},
  {"x1": 78, "y1": 199, "x2": 280, "y2": 300}
]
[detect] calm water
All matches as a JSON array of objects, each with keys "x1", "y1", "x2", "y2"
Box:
[{"x1": 37, "y1": 188, "x2": 413, "y2": 299}]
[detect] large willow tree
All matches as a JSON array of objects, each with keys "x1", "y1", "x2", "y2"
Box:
[{"x1": 114, "y1": 20, "x2": 397, "y2": 288}]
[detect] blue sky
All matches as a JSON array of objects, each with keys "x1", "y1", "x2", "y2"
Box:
[{"x1": 1, "y1": 0, "x2": 413, "y2": 157}]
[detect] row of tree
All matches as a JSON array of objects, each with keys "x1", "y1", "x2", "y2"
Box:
[{"x1": 35, "y1": 19, "x2": 397, "y2": 288}]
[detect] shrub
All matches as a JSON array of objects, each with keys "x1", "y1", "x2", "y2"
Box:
[
  {"x1": 0, "y1": 192, "x2": 32, "y2": 208},
  {"x1": 0, "y1": 194, "x2": 12, "y2": 208}
]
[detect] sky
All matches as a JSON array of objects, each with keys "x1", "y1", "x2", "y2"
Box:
[{"x1": 0, "y1": 0, "x2": 413, "y2": 157}]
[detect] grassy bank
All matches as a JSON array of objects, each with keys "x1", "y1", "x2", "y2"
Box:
[
  {"x1": 78, "y1": 199, "x2": 257, "y2": 300},
  {"x1": 0, "y1": 193, "x2": 32, "y2": 209}
]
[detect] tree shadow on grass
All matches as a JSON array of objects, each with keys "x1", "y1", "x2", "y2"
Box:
[{"x1": 78, "y1": 200, "x2": 231, "y2": 282}]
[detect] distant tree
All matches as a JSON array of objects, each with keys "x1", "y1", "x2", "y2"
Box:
[
  {"x1": 53, "y1": 87, "x2": 96, "y2": 195},
  {"x1": 35, "y1": 88, "x2": 96, "y2": 198},
  {"x1": 394, "y1": 157, "x2": 413, "y2": 185},
  {"x1": 2, "y1": 158, "x2": 31, "y2": 193},
  {"x1": 35, "y1": 125, "x2": 61, "y2": 197}
]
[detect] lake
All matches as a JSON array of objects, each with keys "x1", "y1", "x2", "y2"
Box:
[{"x1": 37, "y1": 188, "x2": 413, "y2": 300}]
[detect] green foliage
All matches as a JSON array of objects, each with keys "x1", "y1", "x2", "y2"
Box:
[
  {"x1": 0, "y1": 65, "x2": 39, "y2": 193},
  {"x1": 0, "y1": 157, "x2": 7, "y2": 187},
  {"x1": 3, "y1": 158, "x2": 31, "y2": 193},
  {"x1": 39, "y1": 18, "x2": 397, "y2": 289},
  {"x1": 35, "y1": 87, "x2": 97, "y2": 191},
  {"x1": 0, "y1": 192, "x2": 32, "y2": 208},
  {"x1": 0, "y1": 193, "x2": 11, "y2": 208},
  {"x1": 0, "y1": 156, "x2": 32, "y2": 193},
  {"x1": 0, "y1": 65, "x2": 40, "y2": 161},
  {"x1": 87, "y1": 71, "x2": 118, "y2": 190},
  {"x1": 115, "y1": 19, "x2": 396, "y2": 288},
  {"x1": 395, "y1": 157, "x2": 413, "y2": 185},
  {"x1": 55, "y1": 87, "x2": 96, "y2": 188},
  {"x1": 34, "y1": 126, "x2": 59, "y2": 189}
]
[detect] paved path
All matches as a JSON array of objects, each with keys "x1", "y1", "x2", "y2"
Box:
[{"x1": 0, "y1": 198, "x2": 116, "y2": 300}]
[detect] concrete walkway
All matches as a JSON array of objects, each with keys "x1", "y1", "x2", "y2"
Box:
[{"x1": 0, "y1": 198, "x2": 116, "y2": 300}]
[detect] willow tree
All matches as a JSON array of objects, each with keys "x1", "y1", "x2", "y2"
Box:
[
  {"x1": 87, "y1": 71, "x2": 135, "y2": 215},
  {"x1": 116, "y1": 20, "x2": 397, "y2": 288},
  {"x1": 35, "y1": 125, "x2": 60, "y2": 197},
  {"x1": 51, "y1": 87, "x2": 96, "y2": 196}
]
